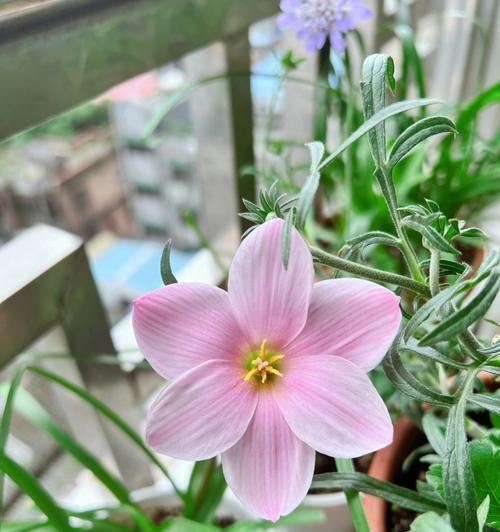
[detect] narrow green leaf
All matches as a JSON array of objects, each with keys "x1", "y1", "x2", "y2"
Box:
[
  {"x1": 469, "y1": 393, "x2": 500, "y2": 415},
  {"x1": 420, "y1": 273, "x2": 500, "y2": 346},
  {"x1": 443, "y1": 374, "x2": 479, "y2": 532},
  {"x1": 185, "y1": 459, "x2": 226, "y2": 523},
  {"x1": 26, "y1": 366, "x2": 184, "y2": 502},
  {"x1": 401, "y1": 344, "x2": 471, "y2": 371},
  {"x1": 311, "y1": 472, "x2": 446, "y2": 514},
  {"x1": 402, "y1": 217, "x2": 460, "y2": 255},
  {"x1": 0, "y1": 453, "x2": 72, "y2": 532},
  {"x1": 281, "y1": 207, "x2": 296, "y2": 270},
  {"x1": 383, "y1": 337, "x2": 455, "y2": 407},
  {"x1": 477, "y1": 496, "x2": 491, "y2": 531},
  {"x1": 306, "y1": 141, "x2": 325, "y2": 171},
  {"x1": 361, "y1": 54, "x2": 394, "y2": 165},
  {"x1": 422, "y1": 413, "x2": 446, "y2": 457},
  {"x1": 341, "y1": 231, "x2": 401, "y2": 261},
  {"x1": 160, "y1": 239, "x2": 178, "y2": 286},
  {"x1": 159, "y1": 517, "x2": 219, "y2": 532},
  {"x1": 0, "y1": 385, "x2": 133, "y2": 507},
  {"x1": 388, "y1": 116, "x2": 456, "y2": 170},
  {"x1": 296, "y1": 171, "x2": 319, "y2": 229},
  {"x1": 318, "y1": 98, "x2": 444, "y2": 171}
]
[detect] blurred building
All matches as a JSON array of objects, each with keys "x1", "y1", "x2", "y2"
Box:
[{"x1": 0, "y1": 128, "x2": 137, "y2": 241}]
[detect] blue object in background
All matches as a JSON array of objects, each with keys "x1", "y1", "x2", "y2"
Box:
[{"x1": 91, "y1": 239, "x2": 194, "y2": 297}]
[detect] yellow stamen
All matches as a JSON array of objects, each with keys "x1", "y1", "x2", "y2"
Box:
[
  {"x1": 243, "y1": 338, "x2": 284, "y2": 384},
  {"x1": 267, "y1": 367, "x2": 283, "y2": 377},
  {"x1": 260, "y1": 338, "x2": 268, "y2": 360},
  {"x1": 243, "y1": 367, "x2": 259, "y2": 381}
]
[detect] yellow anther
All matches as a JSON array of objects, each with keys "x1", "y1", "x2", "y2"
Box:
[
  {"x1": 267, "y1": 367, "x2": 283, "y2": 377},
  {"x1": 243, "y1": 339, "x2": 284, "y2": 384},
  {"x1": 243, "y1": 367, "x2": 259, "y2": 381},
  {"x1": 260, "y1": 338, "x2": 268, "y2": 359}
]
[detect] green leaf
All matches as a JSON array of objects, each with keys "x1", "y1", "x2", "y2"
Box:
[
  {"x1": 0, "y1": 385, "x2": 134, "y2": 507},
  {"x1": 160, "y1": 239, "x2": 178, "y2": 286},
  {"x1": 383, "y1": 337, "x2": 455, "y2": 407},
  {"x1": 311, "y1": 472, "x2": 446, "y2": 514},
  {"x1": 340, "y1": 231, "x2": 401, "y2": 261},
  {"x1": 469, "y1": 438, "x2": 500, "y2": 528},
  {"x1": 401, "y1": 216, "x2": 460, "y2": 255},
  {"x1": 0, "y1": 364, "x2": 25, "y2": 518},
  {"x1": 410, "y1": 512, "x2": 454, "y2": 532},
  {"x1": 388, "y1": 116, "x2": 456, "y2": 170},
  {"x1": 469, "y1": 393, "x2": 500, "y2": 415},
  {"x1": 318, "y1": 98, "x2": 444, "y2": 171},
  {"x1": 456, "y1": 82, "x2": 500, "y2": 137},
  {"x1": 393, "y1": 23, "x2": 426, "y2": 100},
  {"x1": 361, "y1": 54, "x2": 395, "y2": 165},
  {"x1": 185, "y1": 459, "x2": 226, "y2": 523},
  {"x1": 477, "y1": 496, "x2": 491, "y2": 531},
  {"x1": 25, "y1": 366, "x2": 184, "y2": 502},
  {"x1": 443, "y1": 375, "x2": 479, "y2": 532},
  {"x1": 0, "y1": 452, "x2": 73, "y2": 532},
  {"x1": 401, "y1": 344, "x2": 471, "y2": 371},
  {"x1": 426, "y1": 464, "x2": 444, "y2": 499},
  {"x1": 419, "y1": 272, "x2": 500, "y2": 346},
  {"x1": 281, "y1": 207, "x2": 296, "y2": 269},
  {"x1": 422, "y1": 413, "x2": 446, "y2": 457},
  {"x1": 226, "y1": 507, "x2": 325, "y2": 531},
  {"x1": 160, "y1": 517, "x2": 219, "y2": 531},
  {"x1": 296, "y1": 142, "x2": 324, "y2": 228}
]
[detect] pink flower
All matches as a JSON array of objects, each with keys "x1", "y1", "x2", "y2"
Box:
[{"x1": 133, "y1": 219, "x2": 401, "y2": 521}]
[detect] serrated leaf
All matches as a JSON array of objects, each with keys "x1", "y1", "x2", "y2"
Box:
[
  {"x1": 469, "y1": 438, "x2": 500, "y2": 528},
  {"x1": 160, "y1": 240, "x2": 178, "y2": 286},
  {"x1": 419, "y1": 273, "x2": 500, "y2": 346},
  {"x1": 388, "y1": 116, "x2": 456, "y2": 170},
  {"x1": 410, "y1": 511, "x2": 454, "y2": 532}
]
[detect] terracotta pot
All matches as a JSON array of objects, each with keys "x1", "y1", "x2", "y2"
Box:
[
  {"x1": 364, "y1": 373, "x2": 498, "y2": 532},
  {"x1": 364, "y1": 417, "x2": 424, "y2": 532}
]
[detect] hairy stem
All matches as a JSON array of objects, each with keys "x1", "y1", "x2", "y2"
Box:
[
  {"x1": 311, "y1": 246, "x2": 430, "y2": 296},
  {"x1": 429, "y1": 248, "x2": 441, "y2": 297}
]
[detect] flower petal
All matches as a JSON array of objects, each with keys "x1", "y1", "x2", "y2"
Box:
[
  {"x1": 285, "y1": 279, "x2": 401, "y2": 371},
  {"x1": 146, "y1": 360, "x2": 257, "y2": 461},
  {"x1": 228, "y1": 219, "x2": 314, "y2": 348},
  {"x1": 222, "y1": 395, "x2": 315, "y2": 522},
  {"x1": 133, "y1": 283, "x2": 244, "y2": 380},
  {"x1": 274, "y1": 355, "x2": 393, "y2": 458}
]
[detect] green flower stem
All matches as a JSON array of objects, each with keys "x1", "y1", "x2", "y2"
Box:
[
  {"x1": 429, "y1": 248, "x2": 441, "y2": 297},
  {"x1": 311, "y1": 246, "x2": 430, "y2": 296},
  {"x1": 374, "y1": 167, "x2": 426, "y2": 285},
  {"x1": 334, "y1": 458, "x2": 370, "y2": 532}
]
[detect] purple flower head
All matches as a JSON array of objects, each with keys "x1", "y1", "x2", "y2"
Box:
[{"x1": 278, "y1": 0, "x2": 373, "y2": 53}]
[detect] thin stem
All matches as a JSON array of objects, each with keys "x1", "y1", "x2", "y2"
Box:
[
  {"x1": 311, "y1": 246, "x2": 430, "y2": 296},
  {"x1": 429, "y1": 248, "x2": 441, "y2": 297},
  {"x1": 335, "y1": 458, "x2": 370, "y2": 532}
]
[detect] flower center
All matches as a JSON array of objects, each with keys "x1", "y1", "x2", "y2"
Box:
[
  {"x1": 243, "y1": 339, "x2": 284, "y2": 384},
  {"x1": 296, "y1": 0, "x2": 345, "y2": 33}
]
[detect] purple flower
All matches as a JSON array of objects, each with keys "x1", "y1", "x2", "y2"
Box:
[{"x1": 278, "y1": 0, "x2": 373, "y2": 53}]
